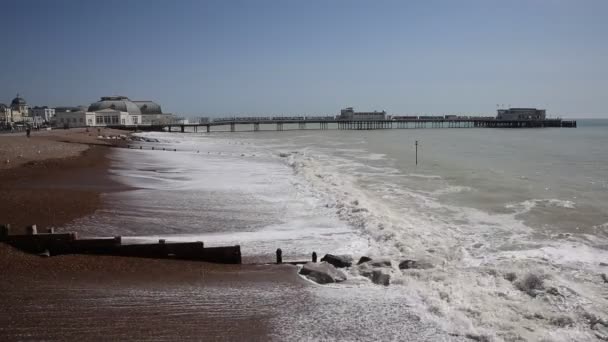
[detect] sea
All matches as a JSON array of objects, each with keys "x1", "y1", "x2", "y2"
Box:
[{"x1": 66, "y1": 119, "x2": 608, "y2": 341}]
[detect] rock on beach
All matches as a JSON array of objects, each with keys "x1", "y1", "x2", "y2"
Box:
[{"x1": 299, "y1": 262, "x2": 347, "y2": 284}]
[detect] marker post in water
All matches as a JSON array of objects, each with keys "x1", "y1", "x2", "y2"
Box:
[{"x1": 415, "y1": 140, "x2": 418, "y2": 165}]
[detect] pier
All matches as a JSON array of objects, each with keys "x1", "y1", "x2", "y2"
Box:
[{"x1": 128, "y1": 117, "x2": 577, "y2": 133}]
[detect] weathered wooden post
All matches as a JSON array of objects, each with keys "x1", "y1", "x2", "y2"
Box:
[
  {"x1": 26, "y1": 224, "x2": 38, "y2": 235},
  {"x1": 139, "y1": 146, "x2": 142, "y2": 149},
  {"x1": 276, "y1": 248, "x2": 282, "y2": 264},
  {"x1": 0, "y1": 224, "x2": 10, "y2": 241},
  {"x1": 312, "y1": 251, "x2": 317, "y2": 263},
  {"x1": 415, "y1": 140, "x2": 418, "y2": 165}
]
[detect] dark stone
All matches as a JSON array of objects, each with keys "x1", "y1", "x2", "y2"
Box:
[
  {"x1": 504, "y1": 272, "x2": 517, "y2": 282},
  {"x1": 516, "y1": 273, "x2": 544, "y2": 297},
  {"x1": 299, "y1": 262, "x2": 347, "y2": 284},
  {"x1": 320, "y1": 254, "x2": 353, "y2": 268},
  {"x1": 371, "y1": 270, "x2": 390, "y2": 286},
  {"x1": 399, "y1": 259, "x2": 433, "y2": 270},
  {"x1": 546, "y1": 287, "x2": 562, "y2": 296},
  {"x1": 357, "y1": 256, "x2": 372, "y2": 265},
  {"x1": 550, "y1": 316, "x2": 575, "y2": 328},
  {"x1": 369, "y1": 259, "x2": 392, "y2": 267}
]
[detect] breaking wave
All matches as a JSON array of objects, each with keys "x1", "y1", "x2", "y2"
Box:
[{"x1": 283, "y1": 148, "x2": 608, "y2": 341}]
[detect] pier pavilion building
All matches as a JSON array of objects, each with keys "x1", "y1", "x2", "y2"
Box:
[
  {"x1": 339, "y1": 107, "x2": 387, "y2": 121},
  {"x1": 496, "y1": 108, "x2": 546, "y2": 121}
]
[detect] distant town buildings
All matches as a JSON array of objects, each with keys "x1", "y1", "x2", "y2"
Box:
[
  {"x1": 496, "y1": 108, "x2": 546, "y2": 121},
  {"x1": 339, "y1": 107, "x2": 387, "y2": 121}
]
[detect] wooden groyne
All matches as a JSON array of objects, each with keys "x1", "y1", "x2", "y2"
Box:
[{"x1": 0, "y1": 224, "x2": 241, "y2": 264}]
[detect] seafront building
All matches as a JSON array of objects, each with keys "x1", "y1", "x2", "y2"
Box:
[
  {"x1": 496, "y1": 108, "x2": 546, "y2": 121},
  {"x1": 0, "y1": 94, "x2": 30, "y2": 127},
  {"x1": 30, "y1": 106, "x2": 55, "y2": 125},
  {"x1": 54, "y1": 96, "x2": 174, "y2": 127},
  {"x1": 339, "y1": 107, "x2": 387, "y2": 121}
]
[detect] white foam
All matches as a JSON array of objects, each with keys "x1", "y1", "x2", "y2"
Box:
[
  {"x1": 105, "y1": 131, "x2": 608, "y2": 340},
  {"x1": 278, "y1": 143, "x2": 608, "y2": 341}
]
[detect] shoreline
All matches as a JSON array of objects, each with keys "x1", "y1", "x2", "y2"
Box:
[{"x1": 0, "y1": 128, "x2": 305, "y2": 341}]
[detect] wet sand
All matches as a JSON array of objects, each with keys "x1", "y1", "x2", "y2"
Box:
[
  {"x1": 0, "y1": 129, "x2": 305, "y2": 341},
  {"x1": 0, "y1": 244, "x2": 305, "y2": 341},
  {"x1": 0, "y1": 128, "x2": 129, "y2": 233}
]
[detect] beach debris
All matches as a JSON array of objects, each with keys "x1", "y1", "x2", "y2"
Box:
[
  {"x1": 312, "y1": 251, "x2": 317, "y2": 263},
  {"x1": 601, "y1": 273, "x2": 608, "y2": 283},
  {"x1": 600, "y1": 262, "x2": 608, "y2": 267},
  {"x1": 320, "y1": 254, "x2": 353, "y2": 268},
  {"x1": 279, "y1": 152, "x2": 290, "y2": 158},
  {"x1": 357, "y1": 256, "x2": 372, "y2": 265},
  {"x1": 299, "y1": 262, "x2": 347, "y2": 284},
  {"x1": 399, "y1": 259, "x2": 434, "y2": 270},
  {"x1": 38, "y1": 249, "x2": 50, "y2": 258},
  {"x1": 515, "y1": 273, "x2": 545, "y2": 297}
]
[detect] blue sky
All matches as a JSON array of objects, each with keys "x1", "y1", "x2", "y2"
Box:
[{"x1": 0, "y1": 0, "x2": 606, "y2": 117}]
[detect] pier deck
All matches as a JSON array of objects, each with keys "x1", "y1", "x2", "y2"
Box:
[{"x1": 126, "y1": 118, "x2": 577, "y2": 133}]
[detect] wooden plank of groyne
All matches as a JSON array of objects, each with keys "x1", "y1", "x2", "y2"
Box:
[
  {"x1": 116, "y1": 241, "x2": 206, "y2": 260},
  {"x1": 202, "y1": 245, "x2": 242, "y2": 264},
  {"x1": 6, "y1": 233, "x2": 75, "y2": 255},
  {"x1": 70, "y1": 237, "x2": 122, "y2": 254}
]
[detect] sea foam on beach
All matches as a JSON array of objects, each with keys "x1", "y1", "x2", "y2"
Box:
[{"x1": 66, "y1": 128, "x2": 608, "y2": 341}]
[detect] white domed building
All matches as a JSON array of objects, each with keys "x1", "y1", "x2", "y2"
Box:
[
  {"x1": 0, "y1": 94, "x2": 30, "y2": 128},
  {"x1": 55, "y1": 95, "x2": 174, "y2": 127}
]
